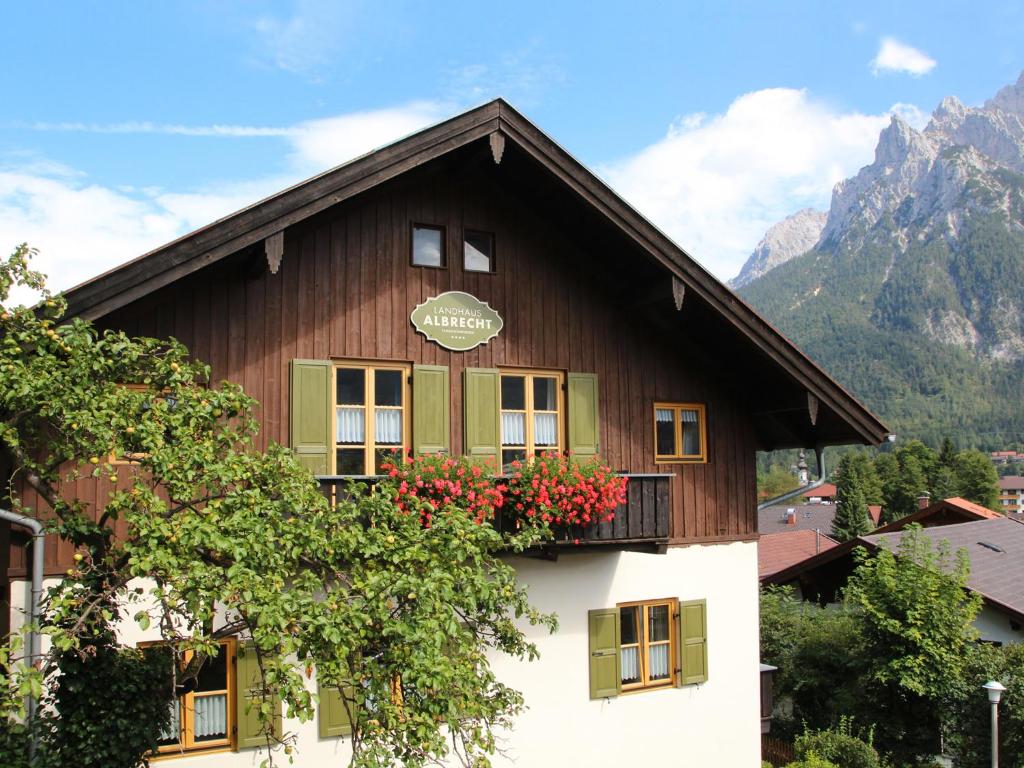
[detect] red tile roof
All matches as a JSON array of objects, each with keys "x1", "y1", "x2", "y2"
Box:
[
  {"x1": 809, "y1": 483, "x2": 837, "y2": 498},
  {"x1": 759, "y1": 530, "x2": 839, "y2": 579}
]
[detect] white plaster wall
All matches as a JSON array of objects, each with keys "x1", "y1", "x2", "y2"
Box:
[
  {"x1": 974, "y1": 604, "x2": 1023, "y2": 646},
  {"x1": 8, "y1": 541, "x2": 762, "y2": 767}
]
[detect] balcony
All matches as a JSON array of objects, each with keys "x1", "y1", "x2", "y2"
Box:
[{"x1": 315, "y1": 473, "x2": 671, "y2": 555}]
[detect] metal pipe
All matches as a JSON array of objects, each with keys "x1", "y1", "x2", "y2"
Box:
[
  {"x1": 0, "y1": 508, "x2": 44, "y2": 736},
  {"x1": 757, "y1": 447, "x2": 826, "y2": 511}
]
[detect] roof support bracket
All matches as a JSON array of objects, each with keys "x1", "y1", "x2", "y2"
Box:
[
  {"x1": 489, "y1": 131, "x2": 506, "y2": 165},
  {"x1": 672, "y1": 275, "x2": 686, "y2": 311},
  {"x1": 807, "y1": 392, "x2": 819, "y2": 426},
  {"x1": 265, "y1": 231, "x2": 284, "y2": 275}
]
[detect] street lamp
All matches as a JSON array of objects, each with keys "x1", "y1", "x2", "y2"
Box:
[{"x1": 983, "y1": 681, "x2": 1006, "y2": 768}]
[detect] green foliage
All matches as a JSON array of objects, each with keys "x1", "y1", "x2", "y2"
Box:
[
  {"x1": 832, "y1": 454, "x2": 872, "y2": 541},
  {"x1": 39, "y1": 644, "x2": 173, "y2": 768},
  {"x1": 759, "y1": 587, "x2": 866, "y2": 738},
  {"x1": 781, "y1": 753, "x2": 838, "y2": 768},
  {"x1": 794, "y1": 719, "x2": 880, "y2": 768},
  {"x1": 952, "y1": 450, "x2": 1000, "y2": 509},
  {"x1": 843, "y1": 527, "x2": 982, "y2": 764},
  {"x1": 762, "y1": 526, "x2": 989, "y2": 765},
  {"x1": 943, "y1": 642, "x2": 1024, "y2": 768},
  {"x1": 758, "y1": 463, "x2": 802, "y2": 500},
  {"x1": 0, "y1": 244, "x2": 556, "y2": 768}
]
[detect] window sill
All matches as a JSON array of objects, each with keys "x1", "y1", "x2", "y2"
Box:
[
  {"x1": 654, "y1": 457, "x2": 707, "y2": 465},
  {"x1": 151, "y1": 745, "x2": 234, "y2": 761}
]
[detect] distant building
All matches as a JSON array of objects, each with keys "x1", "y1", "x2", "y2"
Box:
[
  {"x1": 990, "y1": 450, "x2": 1024, "y2": 466},
  {"x1": 999, "y1": 476, "x2": 1024, "y2": 513},
  {"x1": 763, "y1": 500, "x2": 1021, "y2": 645}
]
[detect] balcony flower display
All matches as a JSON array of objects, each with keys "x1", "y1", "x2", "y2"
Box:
[
  {"x1": 503, "y1": 452, "x2": 627, "y2": 530},
  {"x1": 379, "y1": 452, "x2": 627, "y2": 535}
]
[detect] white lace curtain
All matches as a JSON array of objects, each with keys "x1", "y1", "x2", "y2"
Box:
[
  {"x1": 337, "y1": 408, "x2": 364, "y2": 443},
  {"x1": 194, "y1": 694, "x2": 228, "y2": 738},
  {"x1": 375, "y1": 409, "x2": 402, "y2": 444},
  {"x1": 501, "y1": 412, "x2": 525, "y2": 445},
  {"x1": 534, "y1": 413, "x2": 557, "y2": 446},
  {"x1": 621, "y1": 647, "x2": 640, "y2": 683}
]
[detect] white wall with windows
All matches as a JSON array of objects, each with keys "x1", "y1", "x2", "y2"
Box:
[{"x1": 7, "y1": 541, "x2": 760, "y2": 767}]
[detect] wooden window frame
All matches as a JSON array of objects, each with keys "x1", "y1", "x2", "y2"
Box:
[
  {"x1": 463, "y1": 229, "x2": 496, "y2": 274},
  {"x1": 333, "y1": 361, "x2": 411, "y2": 476},
  {"x1": 410, "y1": 223, "x2": 447, "y2": 270},
  {"x1": 653, "y1": 402, "x2": 707, "y2": 464},
  {"x1": 617, "y1": 598, "x2": 678, "y2": 692},
  {"x1": 498, "y1": 368, "x2": 564, "y2": 466},
  {"x1": 142, "y1": 637, "x2": 237, "y2": 759}
]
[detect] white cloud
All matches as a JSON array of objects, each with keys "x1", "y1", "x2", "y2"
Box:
[
  {"x1": 0, "y1": 101, "x2": 448, "y2": 304},
  {"x1": 288, "y1": 102, "x2": 452, "y2": 171},
  {"x1": 249, "y1": 0, "x2": 359, "y2": 80},
  {"x1": 29, "y1": 121, "x2": 293, "y2": 138},
  {"x1": 602, "y1": 88, "x2": 918, "y2": 281},
  {"x1": 871, "y1": 38, "x2": 937, "y2": 76}
]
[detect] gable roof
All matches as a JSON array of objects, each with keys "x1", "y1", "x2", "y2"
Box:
[
  {"x1": 763, "y1": 496, "x2": 1002, "y2": 586},
  {"x1": 60, "y1": 99, "x2": 887, "y2": 448},
  {"x1": 867, "y1": 517, "x2": 1024, "y2": 623},
  {"x1": 759, "y1": 529, "x2": 838, "y2": 579},
  {"x1": 869, "y1": 497, "x2": 1000, "y2": 535}
]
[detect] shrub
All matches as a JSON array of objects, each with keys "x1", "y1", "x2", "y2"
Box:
[
  {"x1": 795, "y1": 719, "x2": 880, "y2": 768},
  {"x1": 783, "y1": 753, "x2": 838, "y2": 768}
]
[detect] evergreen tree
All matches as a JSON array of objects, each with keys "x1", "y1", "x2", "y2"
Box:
[
  {"x1": 884, "y1": 453, "x2": 930, "y2": 522},
  {"x1": 938, "y1": 436, "x2": 957, "y2": 469},
  {"x1": 831, "y1": 454, "x2": 873, "y2": 541},
  {"x1": 953, "y1": 450, "x2": 1000, "y2": 510}
]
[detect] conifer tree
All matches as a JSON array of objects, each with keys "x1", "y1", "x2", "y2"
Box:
[{"x1": 831, "y1": 454, "x2": 872, "y2": 541}]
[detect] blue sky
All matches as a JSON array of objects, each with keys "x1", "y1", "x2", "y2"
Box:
[{"x1": 2, "y1": 1, "x2": 1022, "y2": 293}]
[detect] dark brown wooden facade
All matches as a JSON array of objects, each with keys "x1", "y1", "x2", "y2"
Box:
[{"x1": 7, "y1": 101, "x2": 886, "y2": 578}]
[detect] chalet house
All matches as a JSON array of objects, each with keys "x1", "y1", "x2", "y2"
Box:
[
  {"x1": 999, "y1": 475, "x2": 1024, "y2": 513},
  {"x1": 3, "y1": 100, "x2": 886, "y2": 766}
]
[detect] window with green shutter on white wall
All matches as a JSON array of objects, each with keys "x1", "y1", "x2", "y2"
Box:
[{"x1": 588, "y1": 598, "x2": 708, "y2": 699}]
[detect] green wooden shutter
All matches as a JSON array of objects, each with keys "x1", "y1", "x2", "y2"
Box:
[
  {"x1": 235, "y1": 642, "x2": 283, "y2": 749},
  {"x1": 568, "y1": 373, "x2": 600, "y2": 456},
  {"x1": 677, "y1": 599, "x2": 708, "y2": 685},
  {"x1": 290, "y1": 359, "x2": 332, "y2": 474},
  {"x1": 413, "y1": 365, "x2": 450, "y2": 455},
  {"x1": 318, "y1": 682, "x2": 355, "y2": 738},
  {"x1": 588, "y1": 608, "x2": 621, "y2": 699},
  {"x1": 463, "y1": 368, "x2": 501, "y2": 457}
]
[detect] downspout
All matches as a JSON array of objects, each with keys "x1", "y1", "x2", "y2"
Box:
[
  {"x1": 757, "y1": 447, "x2": 826, "y2": 511},
  {"x1": 0, "y1": 509, "x2": 44, "y2": 735}
]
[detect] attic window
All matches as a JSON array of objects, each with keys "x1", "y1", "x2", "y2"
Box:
[
  {"x1": 411, "y1": 224, "x2": 445, "y2": 268},
  {"x1": 464, "y1": 230, "x2": 494, "y2": 273}
]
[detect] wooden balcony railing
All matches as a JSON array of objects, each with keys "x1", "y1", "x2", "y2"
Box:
[{"x1": 315, "y1": 472, "x2": 671, "y2": 554}]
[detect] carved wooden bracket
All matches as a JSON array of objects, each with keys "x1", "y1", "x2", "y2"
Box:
[
  {"x1": 672, "y1": 275, "x2": 686, "y2": 311},
  {"x1": 807, "y1": 392, "x2": 819, "y2": 426},
  {"x1": 489, "y1": 131, "x2": 506, "y2": 165},
  {"x1": 265, "y1": 231, "x2": 284, "y2": 275}
]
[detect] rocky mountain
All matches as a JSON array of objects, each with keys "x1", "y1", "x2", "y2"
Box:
[
  {"x1": 730, "y1": 208, "x2": 827, "y2": 288},
  {"x1": 738, "y1": 73, "x2": 1024, "y2": 447}
]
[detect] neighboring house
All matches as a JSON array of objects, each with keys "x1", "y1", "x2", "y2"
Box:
[
  {"x1": 991, "y1": 450, "x2": 1024, "y2": 466},
  {"x1": 805, "y1": 482, "x2": 836, "y2": 503},
  {"x1": 3, "y1": 100, "x2": 887, "y2": 766},
  {"x1": 999, "y1": 475, "x2": 1024, "y2": 513},
  {"x1": 759, "y1": 530, "x2": 838, "y2": 580},
  {"x1": 764, "y1": 504, "x2": 1022, "y2": 645}
]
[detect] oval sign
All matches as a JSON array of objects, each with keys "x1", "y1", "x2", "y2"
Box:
[{"x1": 410, "y1": 291, "x2": 503, "y2": 352}]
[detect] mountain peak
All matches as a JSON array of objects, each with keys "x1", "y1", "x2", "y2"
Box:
[
  {"x1": 985, "y1": 70, "x2": 1024, "y2": 116},
  {"x1": 730, "y1": 208, "x2": 827, "y2": 288},
  {"x1": 875, "y1": 114, "x2": 926, "y2": 166}
]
